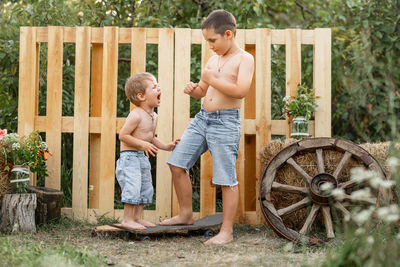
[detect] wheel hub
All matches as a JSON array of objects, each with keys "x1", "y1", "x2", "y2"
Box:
[{"x1": 310, "y1": 173, "x2": 337, "y2": 205}]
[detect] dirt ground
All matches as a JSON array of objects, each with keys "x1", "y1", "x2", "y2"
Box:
[{"x1": 18, "y1": 220, "x2": 327, "y2": 267}]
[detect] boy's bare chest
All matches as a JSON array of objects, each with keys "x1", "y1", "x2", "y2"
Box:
[{"x1": 209, "y1": 56, "x2": 241, "y2": 82}]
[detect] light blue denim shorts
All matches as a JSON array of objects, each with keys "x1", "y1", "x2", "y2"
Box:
[
  {"x1": 167, "y1": 106, "x2": 241, "y2": 186},
  {"x1": 115, "y1": 150, "x2": 154, "y2": 205}
]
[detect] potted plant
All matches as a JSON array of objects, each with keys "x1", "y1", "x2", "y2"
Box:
[
  {"x1": 282, "y1": 84, "x2": 318, "y2": 139},
  {"x1": 0, "y1": 129, "x2": 52, "y2": 232}
]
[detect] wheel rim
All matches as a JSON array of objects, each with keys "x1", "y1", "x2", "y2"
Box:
[{"x1": 259, "y1": 138, "x2": 388, "y2": 244}]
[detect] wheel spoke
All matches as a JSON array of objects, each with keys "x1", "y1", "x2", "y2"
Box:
[
  {"x1": 333, "y1": 151, "x2": 352, "y2": 179},
  {"x1": 316, "y1": 149, "x2": 325, "y2": 173},
  {"x1": 286, "y1": 158, "x2": 312, "y2": 185},
  {"x1": 333, "y1": 202, "x2": 350, "y2": 218},
  {"x1": 321, "y1": 206, "x2": 335, "y2": 238},
  {"x1": 339, "y1": 179, "x2": 357, "y2": 189},
  {"x1": 277, "y1": 197, "x2": 310, "y2": 216},
  {"x1": 272, "y1": 182, "x2": 308, "y2": 195},
  {"x1": 299, "y1": 204, "x2": 320, "y2": 235},
  {"x1": 343, "y1": 194, "x2": 376, "y2": 205}
]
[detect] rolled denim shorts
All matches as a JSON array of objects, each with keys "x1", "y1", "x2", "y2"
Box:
[
  {"x1": 167, "y1": 106, "x2": 241, "y2": 186},
  {"x1": 115, "y1": 150, "x2": 154, "y2": 205}
]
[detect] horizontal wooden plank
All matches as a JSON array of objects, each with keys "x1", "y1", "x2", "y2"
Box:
[
  {"x1": 37, "y1": 27, "x2": 160, "y2": 44},
  {"x1": 36, "y1": 27, "x2": 315, "y2": 45},
  {"x1": 34, "y1": 116, "x2": 314, "y2": 136}
]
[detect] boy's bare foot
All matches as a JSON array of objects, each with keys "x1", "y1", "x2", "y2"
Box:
[
  {"x1": 203, "y1": 231, "x2": 233, "y2": 246},
  {"x1": 159, "y1": 215, "x2": 194, "y2": 226},
  {"x1": 138, "y1": 219, "x2": 156, "y2": 228},
  {"x1": 121, "y1": 221, "x2": 146, "y2": 230}
]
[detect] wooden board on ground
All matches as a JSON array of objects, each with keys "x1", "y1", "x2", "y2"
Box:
[{"x1": 92, "y1": 214, "x2": 222, "y2": 238}]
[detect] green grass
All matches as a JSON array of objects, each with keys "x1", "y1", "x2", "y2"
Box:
[{"x1": 0, "y1": 236, "x2": 106, "y2": 267}]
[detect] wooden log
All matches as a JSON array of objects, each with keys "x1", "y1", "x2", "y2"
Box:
[{"x1": 0, "y1": 193, "x2": 37, "y2": 233}]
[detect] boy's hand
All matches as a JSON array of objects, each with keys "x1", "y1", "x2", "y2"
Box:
[
  {"x1": 165, "y1": 139, "x2": 180, "y2": 151},
  {"x1": 201, "y1": 69, "x2": 216, "y2": 84},
  {"x1": 184, "y1": 82, "x2": 198, "y2": 95},
  {"x1": 142, "y1": 141, "x2": 158, "y2": 157}
]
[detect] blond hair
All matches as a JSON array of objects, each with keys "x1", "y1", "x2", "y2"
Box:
[{"x1": 124, "y1": 72, "x2": 155, "y2": 106}]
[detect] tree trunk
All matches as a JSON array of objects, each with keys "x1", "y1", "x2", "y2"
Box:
[{"x1": 0, "y1": 193, "x2": 37, "y2": 233}]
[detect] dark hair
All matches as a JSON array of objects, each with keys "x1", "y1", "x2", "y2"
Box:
[{"x1": 201, "y1": 9, "x2": 236, "y2": 36}]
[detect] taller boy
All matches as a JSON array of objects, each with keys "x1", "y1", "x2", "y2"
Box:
[{"x1": 161, "y1": 10, "x2": 254, "y2": 245}]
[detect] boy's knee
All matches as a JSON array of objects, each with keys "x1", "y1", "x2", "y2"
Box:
[{"x1": 168, "y1": 164, "x2": 186, "y2": 175}]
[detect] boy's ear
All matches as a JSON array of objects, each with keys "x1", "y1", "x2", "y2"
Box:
[
  {"x1": 137, "y1": 93, "x2": 146, "y2": 101},
  {"x1": 224, "y1": 30, "x2": 234, "y2": 40}
]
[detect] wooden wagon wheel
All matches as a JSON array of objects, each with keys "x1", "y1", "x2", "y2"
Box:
[{"x1": 259, "y1": 138, "x2": 389, "y2": 244}]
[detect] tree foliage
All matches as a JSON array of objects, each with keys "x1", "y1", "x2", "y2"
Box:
[{"x1": 0, "y1": 0, "x2": 399, "y2": 142}]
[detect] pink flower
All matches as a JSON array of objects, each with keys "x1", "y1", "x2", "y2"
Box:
[{"x1": 0, "y1": 129, "x2": 7, "y2": 140}]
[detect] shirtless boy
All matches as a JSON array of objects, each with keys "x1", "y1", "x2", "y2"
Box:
[
  {"x1": 161, "y1": 10, "x2": 254, "y2": 245},
  {"x1": 116, "y1": 72, "x2": 179, "y2": 230}
]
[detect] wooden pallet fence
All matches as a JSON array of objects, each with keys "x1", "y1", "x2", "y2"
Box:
[{"x1": 17, "y1": 27, "x2": 331, "y2": 224}]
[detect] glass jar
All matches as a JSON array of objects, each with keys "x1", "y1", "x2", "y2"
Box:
[{"x1": 291, "y1": 116, "x2": 309, "y2": 139}]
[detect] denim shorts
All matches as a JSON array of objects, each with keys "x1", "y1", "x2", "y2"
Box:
[
  {"x1": 167, "y1": 106, "x2": 241, "y2": 186},
  {"x1": 115, "y1": 150, "x2": 154, "y2": 205}
]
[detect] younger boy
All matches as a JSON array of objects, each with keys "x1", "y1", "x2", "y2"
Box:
[
  {"x1": 116, "y1": 72, "x2": 179, "y2": 230},
  {"x1": 161, "y1": 10, "x2": 254, "y2": 245}
]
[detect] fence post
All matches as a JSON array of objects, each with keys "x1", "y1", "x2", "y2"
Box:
[
  {"x1": 156, "y1": 28, "x2": 175, "y2": 222},
  {"x1": 18, "y1": 27, "x2": 37, "y2": 139},
  {"x1": 98, "y1": 27, "x2": 118, "y2": 217},
  {"x1": 314, "y1": 28, "x2": 332, "y2": 137},
  {"x1": 45, "y1": 26, "x2": 63, "y2": 190},
  {"x1": 72, "y1": 27, "x2": 91, "y2": 219},
  {"x1": 255, "y1": 28, "x2": 272, "y2": 223}
]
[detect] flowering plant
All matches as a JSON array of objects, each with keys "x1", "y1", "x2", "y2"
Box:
[
  {"x1": 282, "y1": 84, "x2": 318, "y2": 121},
  {"x1": 0, "y1": 129, "x2": 51, "y2": 181}
]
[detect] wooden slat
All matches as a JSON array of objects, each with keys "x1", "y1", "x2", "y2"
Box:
[
  {"x1": 285, "y1": 29, "x2": 302, "y2": 138},
  {"x1": 156, "y1": 28, "x2": 174, "y2": 221},
  {"x1": 255, "y1": 28, "x2": 272, "y2": 223},
  {"x1": 314, "y1": 28, "x2": 331, "y2": 137},
  {"x1": 172, "y1": 28, "x2": 191, "y2": 216},
  {"x1": 98, "y1": 27, "x2": 118, "y2": 216},
  {"x1": 18, "y1": 27, "x2": 37, "y2": 138},
  {"x1": 72, "y1": 27, "x2": 91, "y2": 219},
  {"x1": 200, "y1": 36, "x2": 216, "y2": 218},
  {"x1": 130, "y1": 28, "x2": 146, "y2": 110},
  {"x1": 236, "y1": 29, "x2": 246, "y2": 222},
  {"x1": 89, "y1": 44, "x2": 103, "y2": 209},
  {"x1": 244, "y1": 43, "x2": 257, "y2": 213},
  {"x1": 45, "y1": 26, "x2": 63, "y2": 189}
]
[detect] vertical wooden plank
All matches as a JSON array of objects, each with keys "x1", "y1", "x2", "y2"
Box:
[
  {"x1": 200, "y1": 36, "x2": 215, "y2": 218},
  {"x1": 285, "y1": 29, "x2": 302, "y2": 138},
  {"x1": 172, "y1": 28, "x2": 191, "y2": 216},
  {"x1": 18, "y1": 27, "x2": 37, "y2": 138},
  {"x1": 255, "y1": 28, "x2": 272, "y2": 223},
  {"x1": 314, "y1": 28, "x2": 331, "y2": 137},
  {"x1": 244, "y1": 38, "x2": 257, "y2": 214},
  {"x1": 235, "y1": 29, "x2": 246, "y2": 223},
  {"x1": 130, "y1": 28, "x2": 146, "y2": 110},
  {"x1": 156, "y1": 28, "x2": 174, "y2": 222},
  {"x1": 98, "y1": 27, "x2": 118, "y2": 216},
  {"x1": 89, "y1": 42, "x2": 103, "y2": 209},
  {"x1": 72, "y1": 27, "x2": 91, "y2": 219},
  {"x1": 45, "y1": 26, "x2": 63, "y2": 189}
]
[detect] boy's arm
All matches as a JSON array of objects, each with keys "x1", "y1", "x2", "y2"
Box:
[
  {"x1": 202, "y1": 53, "x2": 254, "y2": 99},
  {"x1": 151, "y1": 115, "x2": 180, "y2": 151},
  {"x1": 119, "y1": 111, "x2": 158, "y2": 157},
  {"x1": 152, "y1": 137, "x2": 180, "y2": 151}
]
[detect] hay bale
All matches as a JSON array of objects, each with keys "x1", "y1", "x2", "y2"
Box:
[{"x1": 259, "y1": 139, "x2": 398, "y2": 231}]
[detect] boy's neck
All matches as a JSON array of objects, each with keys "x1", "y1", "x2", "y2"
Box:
[
  {"x1": 138, "y1": 104, "x2": 154, "y2": 114},
  {"x1": 222, "y1": 42, "x2": 240, "y2": 57}
]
